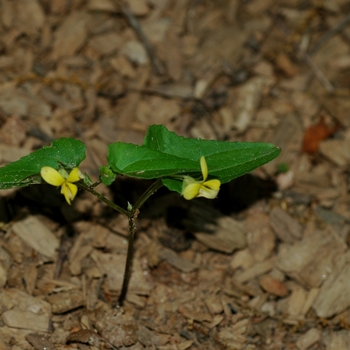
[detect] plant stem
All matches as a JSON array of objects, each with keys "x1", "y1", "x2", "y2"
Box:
[
  {"x1": 117, "y1": 178, "x2": 163, "y2": 306},
  {"x1": 133, "y1": 178, "x2": 164, "y2": 211},
  {"x1": 79, "y1": 179, "x2": 164, "y2": 306},
  {"x1": 117, "y1": 209, "x2": 138, "y2": 306},
  {"x1": 77, "y1": 182, "x2": 130, "y2": 217}
]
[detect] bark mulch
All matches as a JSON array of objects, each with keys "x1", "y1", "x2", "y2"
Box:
[{"x1": 0, "y1": 0, "x2": 350, "y2": 349}]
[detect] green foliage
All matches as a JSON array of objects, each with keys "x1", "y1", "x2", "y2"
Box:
[
  {"x1": 0, "y1": 125, "x2": 280, "y2": 196},
  {"x1": 99, "y1": 165, "x2": 117, "y2": 186},
  {"x1": 108, "y1": 125, "x2": 281, "y2": 194},
  {"x1": 0, "y1": 138, "x2": 86, "y2": 189}
]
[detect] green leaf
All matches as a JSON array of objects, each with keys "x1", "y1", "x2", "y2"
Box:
[
  {"x1": 107, "y1": 125, "x2": 281, "y2": 195},
  {"x1": 107, "y1": 142, "x2": 199, "y2": 179},
  {"x1": 144, "y1": 125, "x2": 281, "y2": 193},
  {"x1": 0, "y1": 138, "x2": 86, "y2": 189},
  {"x1": 99, "y1": 165, "x2": 117, "y2": 186}
]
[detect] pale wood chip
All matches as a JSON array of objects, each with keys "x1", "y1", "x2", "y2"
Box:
[
  {"x1": 277, "y1": 228, "x2": 347, "y2": 289},
  {"x1": 246, "y1": 212, "x2": 275, "y2": 261},
  {"x1": 287, "y1": 285, "x2": 307, "y2": 318},
  {"x1": 322, "y1": 96, "x2": 350, "y2": 127},
  {"x1": 47, "y1": 290, "x2": 84, "y2": 314},
  {"x1": 263, "y1": 113, "x2": 303, "y2": 175},
  {"x1": 235, "y1": 257, "x2": 276, "y2": 284},
  {"x1": 270, "y1": 207, "x2": 302, "y2": 243},
  {"x1": 0, "y1": 88, "x2": 51, "y2": 117},
  {"x1": 0, "y1": 263, "x2": 7, "y2": 288},
  {"x1": 2, "y1": 310, "x2": 50, "y2": 332},
  {"x1": 0, "y1": 0, "x2": 14, "y2": 28},
  {"x1": 234, "y1": 77, "x2": 272, "y2": 133},
  {"x1": 313, "y1": 251, "x2": 350, "y2": 318},
  {"x1": 0, "y1": 289, "x2": 51, "y2": 331},
  {"x1": 158, "y1": 248, "x2": 198, "y2": 273},
  {"x1": 15, "y1": 0, "x2": 45, "y2": 35},
  {"x1": 163, "y1": 30, "x2": 183, "y2": 81},
  {"x1": 230, "y1": 249, "x2": 255, "y2": 270},
  {"x1": 319, "y1": 139, "x2": 350, "y2": 167},
  {"x1": 296, "y1": 328, "x2": 321, "y2": 350},
  {"x1": 91, "y1": 250, "x2": 151, "y2": 295},
  {"x1": 89, "y1": 32, "x2": 123, "y2": 56},
  {"x1": 87, "y1": 0, "x2": 117, "y2": 12},
  {"x1": 122, "y1": 40, "x2": 149, "y2": 65},
  {"x1": 126, "y1": 0, "x2": 150, "y2": 16},
  {"x1": 323, "y1": 330, "x2": 350, "y2": 350},
  {"x1": 11, "y1": 216, "x2": 60, "y2": 260},
  {"x1": 300, "y1": 288, "x2": 320, "y2": 316},
  {"x1": 204, "y1": 294, "x2": 223, "y2": 315},
  {"x1": 0, "y1": 115, "x2": 26, "y2": 146},
  {"x1": 69, "y1": 245, "x2": 93, "y2": 275},
  {"x1": 51, "y1": 11, "x2": 89, "y2": 60},
  {"x1": 188, "y1": 210, "x2": 247, "y2": 254},
  {"x1": 0, "y1": 144, "x2": 30, "y2": 163}
]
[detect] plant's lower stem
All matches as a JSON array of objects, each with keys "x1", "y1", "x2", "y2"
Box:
[
  {"x1": 117, "y1": 179, "x2": 163, "y2": 306},
  {"x1": 117, "y1": 209, "x2": 138, "y2": 306},
  {"x1": 80, "y1": 178, "x2": 164, "y2": 306}
]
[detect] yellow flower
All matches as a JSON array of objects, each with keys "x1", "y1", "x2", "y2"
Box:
[
  {"x1": 182, "y1": 156, "x2": 221, "y2": 200},
  {"x1": 40, "y1": 167, "x2": 84, "y2": 205}
]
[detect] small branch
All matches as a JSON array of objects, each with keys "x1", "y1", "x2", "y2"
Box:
[
  {"x1": 120, "y1": 4, "x2": 166, "y2": 75},
  {"x1": 133, "y1": 178, "x2": 164, "y2": 211},
  {"x1": 309, "y1": 13, "x2": 350, "y2": 55},
  {"x1": 298, "y1": 49, "x2": 335, "y2": 93},
  {"x1": 77, "y1": 182, "x2": 130, "y2": 217}
]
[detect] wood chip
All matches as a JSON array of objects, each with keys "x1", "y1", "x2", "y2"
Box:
[
  {"x1": 319, "y1": 139, "x2": 350, "y2": 167},
  {"x1": 313, "y1": 251, "x2": 350, "y2": 318},
  {"x1": 0, "y1": 289, "x2": 51, "y2": 332},
  {"x1": 11, "y1": 216, "x2": 59, "y2": 260},
  {"x1": 296, "y1": 328, "x2": 321, "y2": 350},
  {"x1": 158, "y1": 248, "x2": 198, "y2": 273},
  {"x1": 91, "y1": 250, "x2": 151, "y2": 295},
  {"x1": 233, "y1": 77, "x2": 272, "y2": 133},
  {"x1": 259, "y1": 275, "x2": 288, "y2": 297},
  {"x1": 235, "y1": 257, "x2": 276, "y2": 284},
  {"x1": 277, "y1": 228, "x2": 347, "y2": 288},
  {"x1": 51, "y1": 11, "x2": 89, "y2": 60},
  {"x1": 47, "y1": 290, "x2": 84, "y2": 314},
  {"x1": 263, "y1": 113, "x2": 303, "y2": 175},
  {"x1": 270, "y1": 207, "x2": 302, "y2": 243}
]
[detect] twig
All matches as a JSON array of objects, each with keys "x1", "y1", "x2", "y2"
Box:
[
  {"x1": 298, "y1": 49, "x2": 335, "y2": 93},
  {"x1": 120, "y1": 3, "x2": 166, "y2": 75},
  {"x1": 309, "y1": 13, "x2": 350, "y2": 55}
]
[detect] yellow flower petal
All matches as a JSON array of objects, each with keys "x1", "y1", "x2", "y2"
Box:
[
  {"x1": 41, "y1": 167, "x2": 65, "y2": 186},
  {"x1": 200, "y1": 156, "x2": 208, "y2": 181},
  {"x1": 203, "y1": 179, "x2": 221, "y2": 191},
  {"x1": 61, "y1": 182, "x2": 78, "y2": 205},
  {"x1": 198, "y1": 186, "x2": 219, "y2": 199},
  {"x1": 182, "y1": 183, "x2": 201, "y2": 200},
  {"x1": 67, "y1": 167, "x2": 83, "y2": 182}
]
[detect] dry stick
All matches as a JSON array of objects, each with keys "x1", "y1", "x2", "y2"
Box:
[
  {"x1": 309, "y1": 13, "x2": 350, "y2": 55},
  {"x1": 298, "y1": 49, "x2": 335, "y2": 93},
  {"x1": 120, "y1": 4, "x2": 166, "y2": 75}
]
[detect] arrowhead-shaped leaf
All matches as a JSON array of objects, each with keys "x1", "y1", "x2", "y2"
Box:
[
  {"x1": 108, "y1": 125, "x2": 281, "y2": 194},
  {"x1": 0, "y1": 138, "x2": 86, "y2": 189}
]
